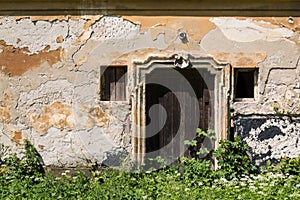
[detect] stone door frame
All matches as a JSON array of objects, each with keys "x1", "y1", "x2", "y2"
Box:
[{"x1": 130, "y1": 53, "x2": 230, "y2": 166}]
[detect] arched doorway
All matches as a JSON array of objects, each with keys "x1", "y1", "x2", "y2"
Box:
[
  {"x1": 132, "y1": 55, "x2": 228, "y2": 167},
  {"x1": 145, "y1": 68, "x2": 212, "y2": 162}
]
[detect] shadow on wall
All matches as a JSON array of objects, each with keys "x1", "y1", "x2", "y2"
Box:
[
  {"x1": 235, "y1": 116, "x2": 300, "y2": 166},
  {"x1": 102, "y1": 148, "x2": 128, "y2": 168}
]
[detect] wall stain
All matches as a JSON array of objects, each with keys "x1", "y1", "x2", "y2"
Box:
[
  {"x1": 0, "y1": 93, "x2": 11, "y2": 123},
  {"x1": 0, "y1": 104, "x2": 11, "y2": 123},
  {"x1": 30, "y1": 102, "x2": 109, "y2": 134},
  {"x1": 0, "y1": 40, "x2": 62, "y2": 77},
  {"x1": 30, "y1": 102, "x2": 74, "y2": 134},
  {"x1": 209, "y1": 52, "x2": 267, "y2": 67},
  {"x1": 87, "y1": 106, "x2": 109, "y2": 127},
  {"x1": 72, "y1": 15, "x2": 102, "y2": 45},
  {"x1": 11, "y1": 130, "x2": 22, "y2": 145},
  {"x1": 237, "y1": 17, "x2": 300, "y2": 48},
  {"x1": 123, "y1": 16, "x2": 216, "y2": 42},
  {"x1": 243, "y1": 17, "x2": 300, "y2": 35}
]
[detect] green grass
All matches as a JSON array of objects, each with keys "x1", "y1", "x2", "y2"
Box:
[
  {"x1": 1, "y1": 159, "x2": 300, "y2": 199},
  {"x1": 1, "y1": 138, "x2": 299, "y2": 199}
]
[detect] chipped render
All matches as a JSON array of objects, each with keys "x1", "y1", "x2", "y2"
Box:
[{"x1": 0, "y1": 15, "x2": 299, "y2": 167}]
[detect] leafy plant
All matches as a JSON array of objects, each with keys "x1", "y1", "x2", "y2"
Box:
[
  {"x1": 214, "y1": 137, "x2": 257, "y2": 179},
  {"x1": 2, "y1": 136, "x2": 300, "y2": 199},
  {"x1": 1, "y1": 139, "x2": 44, "y2": 182},
  {"x1": 278, "y1": 156, "x2": 300, "y2": 175},
  {"x1": 184, "y1": 128, "x2": 216, "y2": 159}
]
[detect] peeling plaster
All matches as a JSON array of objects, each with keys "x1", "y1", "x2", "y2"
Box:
[
  {"x1": 0, "y1": 15, "x2": 300, "y2": 167},
  {"x1": 210, "y1": 18, "x2": 294, "y2": 42},
  {"x1": 29, "y1": 102, "x2": 109, "y2": 134},
  {"x1": 0, "y1": 93, "x2": 11, "y2": 123},
  {"x1": 90, "y1": 16, "x2": 140, "y2": 41},
  {"x1": 209, "y1": 52, "x2": 266, "y2": 67},
  {"x1": 30, "y1": 102, "x2": 74, "y2": 134},
  {"x1": 18, "y1": 79, "x2": 74, "y2": 111},
  {"x1": 14, "y1": 15, "x2": 70, "y2": 22},
  {"x1": 0, "y1": 104, "x2": 11, "y2": 123},
  {"x1": 124, "y1": 16, "x2": 216, "y2": 43},
  {"x1": 0, "y1": 40, "x2": 62, "y2": 76},
  {"x1": 237, "y1": 117, "x2": 300, "y2": 165},
  {"x1": 237, "y1": 17, "x2": 300, "y2": 36},
  {"x1": 0, "y1": 17, "x2": 67, "y2": 53},
  {"x1": 11, "y1": 130, "x2": 22, "y2": 145}
]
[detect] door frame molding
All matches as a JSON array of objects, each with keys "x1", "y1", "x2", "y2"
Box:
[{"x1": 130, "y1": 52, "x2": 230, "y2": 166}]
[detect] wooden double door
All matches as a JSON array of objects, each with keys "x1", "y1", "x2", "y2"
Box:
[{"x1": 145, "y1": 68, "x2": 211, "y2": 161}]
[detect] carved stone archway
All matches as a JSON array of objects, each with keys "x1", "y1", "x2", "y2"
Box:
[{"x1": 131, "y1": 53, "x2": 230, "y2": 166}]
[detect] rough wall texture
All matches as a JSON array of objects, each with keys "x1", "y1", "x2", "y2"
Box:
[
  {"x1": 0, "y1": 15, "x2": 299, "y2": 166},
  {"x1": 236, "y1": 116, "x2": 300, "y2": 165}
]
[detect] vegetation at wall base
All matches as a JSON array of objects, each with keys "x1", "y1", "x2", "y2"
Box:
[{"x1": 1, "y1": 137, "x2": 300, "y2": 199}]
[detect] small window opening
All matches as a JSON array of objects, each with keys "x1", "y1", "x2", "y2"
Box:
[
  {"x1": 101, "y1": 66, "x2": 127, "y2": 101},
  {"x1": 234, "y1": 68, "x2": 257, "y2": 99}
]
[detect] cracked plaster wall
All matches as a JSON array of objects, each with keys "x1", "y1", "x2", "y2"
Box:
[
  {"x1": 236, "y1": 116, "x2": 300, "y2": 165},
  {"x1": 0, "y1": 15, "x2": 300, "y2": 166}
]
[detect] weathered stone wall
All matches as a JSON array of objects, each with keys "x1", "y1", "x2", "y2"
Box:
[
  {"x1": 235, "y1": 116, "x2": 300, "y2": 165},
  {"x1": 0, "y1": 15, "x2": 299, "y2": 166}
]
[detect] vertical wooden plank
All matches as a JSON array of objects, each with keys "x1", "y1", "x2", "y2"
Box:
[
  {"x1": 159, "y1": 95, "x2": 165, "y2": 159},
  {"x1": 158, "y1": 86, "x2": 164, "y2": 158},
  {"x1": 172, "y1": 91, "x2": 179, "y2": 160},
  {"x1": 203, "y1": 88, "x2": 210, "y2": 131},
  {"x1": 115, "y1": 67, "x2": 126, "y2": 101},
  {"x1": 192, "y1": 86, "x2": 199, "y2": 157},
  {"x1": 183, "y1": 87, "x2": 190, "y2": 157},
  {"x1": 109, "y1": 67, "x2": 116, "y2": 101},
  {"x1": 102, "y1": 67, "x2": 112, "y2": 101},
  {"x1": 179, "y1": 81, "x2": 185, "y2": 158},
  {"x1": 198, "y1": 79, "x2": 204, "y2": 130},
  {"x1": 160, "y1": 91, "x2": 173, "y2": 162},
  {"x1": 168, "y1": 92, "x2": 174, "y2": 161},
  {"x1": 144, "y1": 69, "x2": 213, "y2": 162}
]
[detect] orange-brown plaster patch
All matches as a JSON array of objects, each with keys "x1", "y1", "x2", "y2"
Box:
[
  {"x1": 0, "y1": 93, "x2": 11, "y2": 123},
  {"x1": 0, "y1": 40, "x2": 62, "y2": 77},
  {"x1": 72, "y1": 15, "x2": 102, "y2": 45},
  {"x1": 30, "y1": 102, "x2": 109, "y2": 134},
  {"x1": 72, "y1": 16, "x2": 102, "y2": 45},
  {"x1": 124, "y1": 16, "x2": 216, "y2": 42},
  {"x1": 56, "y1": 36, "x2": 64, "y2": 43},
  {"x1": 114, "y1": 49, "x2": 267, "y2": 70},
  {"x1": 0, "y1": 104, "x2": 11, "y2": 123},
  {"x1": 209, "y1": 52, "x2": 267, "y2": 68},
  {"x1": 72, "y1": 31, "x2": 92, "y2": 45},
  {"x1": 30, "y1": 102, "x2": 74, "y2": 134},
  {"x1": 236, "y1": 17, "x2": 300, "y2": 47},
  {"x1": 111, "y1": 48, "x2": 168, "y2": 66},
  {"x1": 254, "y1": 17, "x2": 300, "y2": 49},
  {"x1": 11, "y1": 131, "x2": 22, "y2": 145},
  {"x1": 82, "y1": 15, "x2": 102, "y2": 31},
  {"x1": 251, "y1": 17, "x2": 300, "y2": 34},
  {"x1": 87, "y1": 106, "x2": 109, "y2": 127}
]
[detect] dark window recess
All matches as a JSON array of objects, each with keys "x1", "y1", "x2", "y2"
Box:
[
  {"x1": 101, "y1": 66, "x2": 127, "y2": 101},
  {"x1": 234, "y1": 69, "x2": 257, "y2": 98}
]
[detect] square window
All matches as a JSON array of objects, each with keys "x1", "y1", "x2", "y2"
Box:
[
  {"x1": 101, "y1": 66, "x2": 127, "y2": 101},
  {"x1": 234, "y1": 68, "x2": 258, "y2": 99}
]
